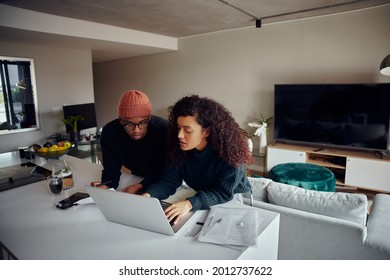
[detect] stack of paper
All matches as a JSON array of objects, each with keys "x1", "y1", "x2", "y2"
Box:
[{"x1": 197, "y1": 206, "x2": 263, "y2": 247}]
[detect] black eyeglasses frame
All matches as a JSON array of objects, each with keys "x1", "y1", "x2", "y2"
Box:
[{"x1": 119, "y1": 117, "x2": 150, "y2": 130}]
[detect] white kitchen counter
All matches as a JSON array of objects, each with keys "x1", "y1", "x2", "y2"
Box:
[{"x1": 0, "y1": 152, "x2": 279, "y2": 260}]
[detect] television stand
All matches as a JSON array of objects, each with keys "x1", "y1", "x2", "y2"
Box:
[
  {"x1": 267, "y1": 143, "x2": 390, "y2": 194},
  {"x1": 382, "y1": 150, "x2": 390, "y2": 158},
  {"x1": 371, "y1": 150, "x2": 383, "y2": 159}
]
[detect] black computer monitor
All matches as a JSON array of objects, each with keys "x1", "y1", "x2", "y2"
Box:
[{"x1": 62, "y1": 103, "x2": 97, "y2": 133}]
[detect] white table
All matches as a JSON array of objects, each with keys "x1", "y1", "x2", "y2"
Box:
[{"x1": 0, "y1": 152, "x2": 279, "y2": 260}]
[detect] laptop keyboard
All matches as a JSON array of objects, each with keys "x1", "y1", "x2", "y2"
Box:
[
  {"x1": 159, "y1": 200, "x2": 171, "y2": 210},
  {"x1": 159, "y1": 201, "x2": 175, "y2": 226}
]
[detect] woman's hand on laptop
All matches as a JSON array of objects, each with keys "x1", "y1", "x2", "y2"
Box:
[
  {"x1": 121, "y1": 183, "x2": 143, "y2": 194},
  {"x1": 164, "y1": 199, "x2": 193, "y2": 225}
]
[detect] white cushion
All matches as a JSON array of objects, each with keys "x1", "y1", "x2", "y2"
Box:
[
  {"x1": 267, "y1": 182, "x2": 368, "y2": 226},
  {"x1": 245, "y1": 177, "x2": 272, "y2": 202},
  {"x1": 365, "y1": 194, "x2": 390, "y2": 253}
]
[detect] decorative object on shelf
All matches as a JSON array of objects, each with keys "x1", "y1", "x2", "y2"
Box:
[
  {"x1": 248, "y1": 114, "x2": 272, "y2": 155},
  {"x1": 380, "y1": 54, "x2": 390, "y2": 76},
  {"x1": 247, "y1": 138, "x2": 253, "y2": 153},
  {"x1": 63, "y1": 115, "x2": 84, "y2": 142},
  {"x1": 242, "y1": 129, "x2": 254, "y2": 152},
  {"x1": 259, "y1": 129, "x2": 267, "y2": 155}
]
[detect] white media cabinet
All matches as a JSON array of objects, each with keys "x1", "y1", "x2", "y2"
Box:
[{"x1": 267, "y1": 142, "x2": 390, "y2": 193}]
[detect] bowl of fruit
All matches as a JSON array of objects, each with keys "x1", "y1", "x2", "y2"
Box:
[{"x1": 32, "y1": 141, "x2": 74, "y2": 159}]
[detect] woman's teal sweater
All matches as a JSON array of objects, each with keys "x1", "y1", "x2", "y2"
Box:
[{"x1": 144, "y1": 144, "x2": 251, "y2": 211}]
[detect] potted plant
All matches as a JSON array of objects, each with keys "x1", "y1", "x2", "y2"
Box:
[{"x1": 63, "y1": 115, "x2": 84, "y2": 142}]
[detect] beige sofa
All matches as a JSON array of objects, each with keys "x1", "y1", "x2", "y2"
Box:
[{"x1": 244, "y1": 177, "x2": 390, "y2": 260}]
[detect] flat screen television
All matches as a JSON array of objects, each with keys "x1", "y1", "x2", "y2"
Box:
[
  {"x1": 274, "y1": 84, "x2": 390, "y2": 152},
  {"x1": 62, "y1": 103, "x2": 97, "y2": 133}
]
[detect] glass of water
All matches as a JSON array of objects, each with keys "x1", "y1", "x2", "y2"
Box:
[{"x1": 47, "y1": 174, "x2": 63, "y2": 196}]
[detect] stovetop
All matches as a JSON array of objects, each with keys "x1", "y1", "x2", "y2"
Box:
[{"x1": 0, "y1": 162, "x2": 46, "y2": 192}]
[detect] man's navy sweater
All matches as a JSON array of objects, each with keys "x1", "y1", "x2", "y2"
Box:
[{"x1": 100, "y1": 115, "x2": 168, "y2": 189}]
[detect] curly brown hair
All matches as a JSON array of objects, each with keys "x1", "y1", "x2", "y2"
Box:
[{"x1": 167, "y1": 95, "x2": 252, "y2": 167}]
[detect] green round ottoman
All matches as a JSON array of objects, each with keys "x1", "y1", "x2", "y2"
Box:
[{"x1": 268, "y1": 163, "x2": 336, "y2": 192}]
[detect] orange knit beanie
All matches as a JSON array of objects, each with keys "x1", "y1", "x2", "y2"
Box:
[{"x1": 117, "y1": 90, "x2": 152, "y2": 118}]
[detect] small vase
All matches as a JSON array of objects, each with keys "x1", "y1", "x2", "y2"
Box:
[
  {"x1": 259, "y1": 130, "x2": 267, "y2": 155},
  {"x1": 247, "y1": 138, "x2": 253, "y2": 153},
  {"x1": 69, "y1": 131, "x2": 80, "y2": 142}
]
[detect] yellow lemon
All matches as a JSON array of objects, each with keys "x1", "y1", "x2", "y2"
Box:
[
  {"x1": 38, "y1": 147, "x2": 49, "y2": 153},
  {"x1": 48, "y1": 146, "x2": 57, "y2": 152},
  {"x1": 63, "y1": 141, "x2": 72, "y2": 148}
]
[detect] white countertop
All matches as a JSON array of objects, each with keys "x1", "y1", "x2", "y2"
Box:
[{"x1": 0, "y1": 152, "x2": 279, "y2": 260}]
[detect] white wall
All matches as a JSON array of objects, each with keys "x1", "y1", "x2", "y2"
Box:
[
  {"x1": 93, "y1": 5, "x2": 390, "y2": 148},
  {"x1": 0, "y1": 42, "x2": 95, "y2": 153},
  {"x1": 1, "y1": 5, "x2": 389, "y2": 154}
]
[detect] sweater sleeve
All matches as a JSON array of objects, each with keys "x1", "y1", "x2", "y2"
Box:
[
  {"x1": 100, "y1": 123, "x2": 122, "y2": 189},
  {"x1": 187, "y1": 164, "x2": 249, "y2": 211},
  {"x1": 143, "y1": 162, "x2": 183, "y2": 200}
]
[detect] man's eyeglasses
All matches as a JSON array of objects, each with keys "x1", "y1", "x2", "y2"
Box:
[{"x1": 120, "y1": 117, "x2": 150, "y2": 130}]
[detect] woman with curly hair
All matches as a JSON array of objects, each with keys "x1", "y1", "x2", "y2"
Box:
[{"x1": 142, "y1": 95, "x2": 252, "y2": 224}]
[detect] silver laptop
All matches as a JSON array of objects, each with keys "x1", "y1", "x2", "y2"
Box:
[{"x1": 84, "y1": 185, "x2": 199, "y2": 236}]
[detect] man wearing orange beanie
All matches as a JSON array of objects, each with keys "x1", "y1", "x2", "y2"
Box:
[{"x1": 94, "y1": 90, "x2": 168, "y2": 193}]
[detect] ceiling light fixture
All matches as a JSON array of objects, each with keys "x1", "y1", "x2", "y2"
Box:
[
  {"x1": 219, "y1": 0, "x2": 364, "y2": 29},
  {"x1": 218, "y1": 0, "x2": 261, "y2": 28},
  {"x1": 380, "y1": 54, "x2": 390, "y2": 76},
  {"x1": 261, "y1": 0, "x2": 365, "y2": 22}
]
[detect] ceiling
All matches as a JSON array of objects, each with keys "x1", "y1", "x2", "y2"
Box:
[{"x1": 1, "y1": 0, "x2": 389, "y2": 62}]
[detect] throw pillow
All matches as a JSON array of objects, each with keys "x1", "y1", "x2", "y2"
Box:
[
  {"x1": 365, "y1": 194, "x2": 390, "y2": 254},
  {"x1": 267, "y1": 182, "x2": 368, "y2": 226},
  {"x1": 244, "y1": 177, "x2": 272, "y2": 202}
]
